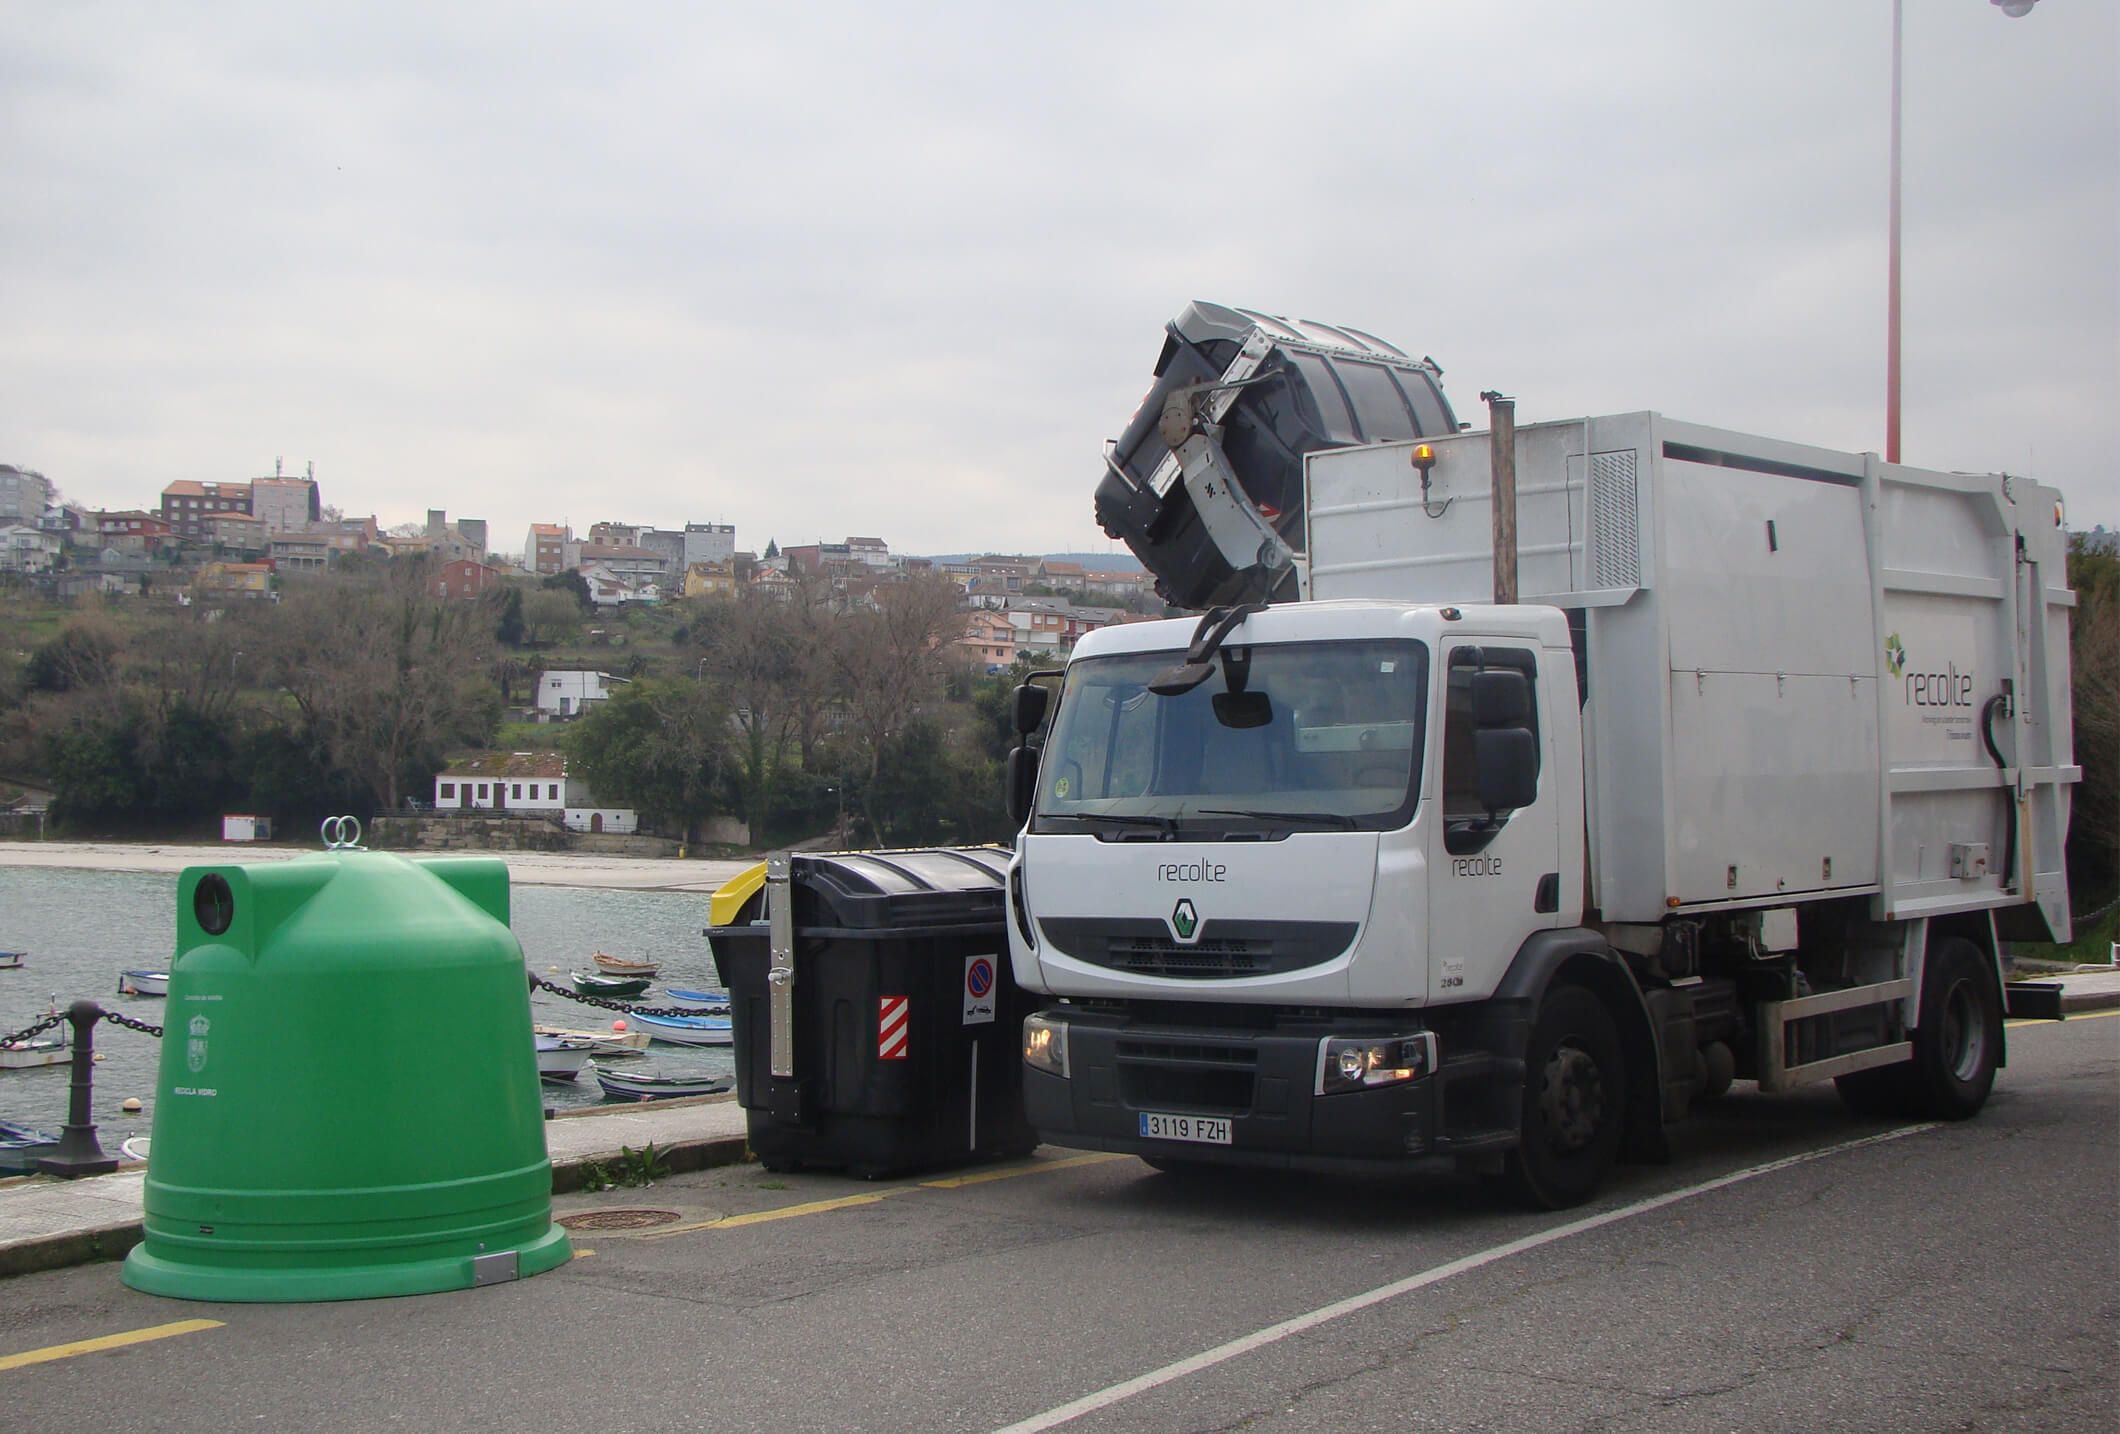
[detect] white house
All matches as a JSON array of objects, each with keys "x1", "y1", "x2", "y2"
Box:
[
  {"x1": 536, "y1": 669, "x2": 630, "y2": 719},
  {"x1": 434, "y1": 752, "x2": 570, "y2": 813},
  {"x1": 0, "y1": 525, "x2": 59, "y2": 573},
  {"x1": 431, "y1": 751, "x2": 639, "y2": 834}
]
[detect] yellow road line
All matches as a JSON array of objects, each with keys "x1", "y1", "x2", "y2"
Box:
[
  {"x1": 920, "y1": 1153, "x2": 1130, "y2": 1189},
  {"x1": 644, "y1": 1150, "x2": 1130, "y2": 1236},
  {"x1": 0, "y1": 1319, "x2": 222, "y2": 1373},
  {"x1": 2010, "y1": 1007, "x2": 2120, "y2": 1029},
  {"x1": 644, "y1": 1189, "x2": 899, "y2": 1237}
]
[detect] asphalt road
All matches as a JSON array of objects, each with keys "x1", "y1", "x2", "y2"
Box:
[{"x1": 4, "y1": 1015, "x2": 2114, "y2": 1432}]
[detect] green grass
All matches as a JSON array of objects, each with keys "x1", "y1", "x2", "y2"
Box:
[{"x1": 494, "y1": 719, "x2": 552, "y2": 750}]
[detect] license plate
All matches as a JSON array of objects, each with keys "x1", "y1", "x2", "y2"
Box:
[{"x1": 1139, "y1": 1111, "x2": 1232, "y2": 1145}]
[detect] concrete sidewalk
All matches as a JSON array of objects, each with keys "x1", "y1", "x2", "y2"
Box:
[{"x1": 0, "y1": 1095, "x2": 750, "y2": 1279}]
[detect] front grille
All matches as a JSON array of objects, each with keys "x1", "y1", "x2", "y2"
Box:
[
  {"x1": 1106, "y1": 937, "x2": 1268, "y2": 978},
  {"x1": 1041, "y1": 917, "x2": 1357, "y2": 979},
  {"x1": 1116, "y1": 1037, "x2": 1257, "y2": 1112}
]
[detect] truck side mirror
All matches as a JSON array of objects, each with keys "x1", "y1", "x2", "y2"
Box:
[
  {"x1": 1474, "y1": 728, "x2": 1539, "y2": 812},
  {"x1": 1006, "y1": 745, "x2": 1039, "y2": 828},
  {"x1": 1472, "y1": 669, "x2": 1531, "y2": 727},
  {"x1": 1012, "y1": 683, "x2": 1050, "y2": 736}
]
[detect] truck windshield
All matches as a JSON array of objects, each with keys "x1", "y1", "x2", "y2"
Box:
[{"x1": 1031, "y1": 639, "x2": 1428, "y2": 837}]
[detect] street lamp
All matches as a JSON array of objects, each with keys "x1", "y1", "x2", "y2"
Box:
[{"x1": 1888, "y1": 0, "x2": 2040, "y2": 462}]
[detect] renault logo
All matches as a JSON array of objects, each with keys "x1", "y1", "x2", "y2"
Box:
[{"x1": 1171, "y1": 898, "x2": 1200, "y2": 943}]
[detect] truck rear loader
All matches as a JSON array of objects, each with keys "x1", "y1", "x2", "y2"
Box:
[{"x1": 1008, "y1": 315, "x2": 2076, "y2": 1207}]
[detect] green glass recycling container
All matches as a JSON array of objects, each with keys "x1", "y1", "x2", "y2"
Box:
[{"x1": 121, "y1": 851, "x2": 571, "y2": 1302}]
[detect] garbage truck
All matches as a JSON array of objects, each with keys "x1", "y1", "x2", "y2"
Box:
[{"x1": 1007, "y1": 348, "x2": 2076, "y2": 1207}]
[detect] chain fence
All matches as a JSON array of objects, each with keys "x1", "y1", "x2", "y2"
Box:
[
  {"x1": 527, "y1": 972, "x2": 730, "y2": 1019},
  {"x1": 2, "y1": 1002, "x2": 163, "y2": 1050}
]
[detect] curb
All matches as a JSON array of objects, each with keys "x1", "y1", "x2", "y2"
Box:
[
  {"x1": 0, "y1": 1137, "x2": 755, "y2": 1280},
  {"x1": 550, "y1": 1134, "x2": 751, "y2": 1194}
]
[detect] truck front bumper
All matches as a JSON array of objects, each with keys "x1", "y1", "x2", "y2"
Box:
[{"x1": 1024, "y1": 1006, "x2": 1505, "y2": 1173}]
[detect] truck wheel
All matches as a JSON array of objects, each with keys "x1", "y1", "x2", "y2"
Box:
[
  {"x1": 1499, "y1": 984, "x2": 1625, "y2": 1210},
  {"x1": 1907, "y1": 937, "x2": 2001, "y2": 1120}
]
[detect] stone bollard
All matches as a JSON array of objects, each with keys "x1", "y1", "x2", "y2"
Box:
[{"x1": 35, "y1": 1000, "x2": 119, "y2": 1178}]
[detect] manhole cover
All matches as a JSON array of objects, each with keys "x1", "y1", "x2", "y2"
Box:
[{"x1": 558, "y1": 1208, "x2": 683, "y2": 1231}]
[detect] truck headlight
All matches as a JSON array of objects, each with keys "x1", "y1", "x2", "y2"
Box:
[
  {"x1": 1316, "y1": 1032, "x2": 1437, "y2": 1095},
  {"x1": 1024, "y1": 1013, "x2": 1069, "y2": 1078}
]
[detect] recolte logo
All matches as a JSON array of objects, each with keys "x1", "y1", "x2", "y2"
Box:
[{"x1": 1885, "y1": 633, "x2": 1907, "y2": 679}]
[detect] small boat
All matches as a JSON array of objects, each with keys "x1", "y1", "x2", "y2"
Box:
[
  {"x1": 630, "y1": 1011, "x2": 735, "y2": 1047},
  {"x1": 0, "y1": 951, "x2": 24, "y2": 971},
  {"x1": 572, "y1": 971, "x2": 650, "y2": 998},
  {"x1": 118, "y1": 970, "x2": 169, "y2": 997},
  {"x1": 120, "y1": 1135, "x2": 151, "y2": 1164},
  {"x1": 534, "y1": 1023, "x2": 649, "y2": 1056},
  {"x1": 535, "y1": 1034, "x2": 595, "y2": 1084},
  {"x1": 665, "y1": 987, "x2": 730, "y2": 1007},
  {"x1": 1, "y1": 1116, "x2": 61, "y2": 1174},
  {"x1": 1, "y1": 1005, "x2": 68, "y2": 1070},
  {"x1": 591, "y1": 952, "x2": 658, "y2": 977},
  {"x1": 592, "y1": 1065, "x2": 733, "y2": 1102}
]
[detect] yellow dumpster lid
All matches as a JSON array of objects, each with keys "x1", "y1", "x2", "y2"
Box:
[{"x1": 709, "y1": 861, "x2": 768, "y2": 927}]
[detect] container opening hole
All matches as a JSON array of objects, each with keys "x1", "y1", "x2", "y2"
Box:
[{"x1": 196, "y1": 874, "x2": 234, "y2": 935}]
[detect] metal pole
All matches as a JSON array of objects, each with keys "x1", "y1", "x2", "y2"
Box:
[
  {"x1": 1887, "y1": 0, "x2": 1903, "y2": 464},
  {"x1": 35, "y1": 1001, "x2": 118, "y2": 1178},
  {"x1": 1483, "y1": 391, "x2": 1519, "y2": 604}
]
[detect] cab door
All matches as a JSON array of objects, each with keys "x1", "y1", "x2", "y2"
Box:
[{"x1": 1424, "y1": 640, "x2": 1561, "y2": 1004}]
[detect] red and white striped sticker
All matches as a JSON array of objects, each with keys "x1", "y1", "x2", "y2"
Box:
[{"x1": 877, "y1": 995, "x2": 909, "y2": 1060}]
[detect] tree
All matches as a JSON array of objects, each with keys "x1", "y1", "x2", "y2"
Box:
[
  {"x1": 518, "y1": 588, "x2": 584, "y2": 647},
  {"x1": 833, "y1": 574, "x2": 967, "y2": 829},
  {"x1": 694, "y1": 588, "x2": 819, "y2": 838},
  {"x1": 564, "y1": 677, "x2": 733, "y2": 841},
  {"x1": 492, "y1": 585, "x2": 526, "y2": 647},
  {"x1": 258, "y1": 565, "x2": 499, "y2": 813},
  {"x1": 2068, "y1": 538, "x2": 2120, "y2": 907}
]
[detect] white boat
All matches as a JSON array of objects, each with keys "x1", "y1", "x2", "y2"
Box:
[
  {"x1": 0, "y1": 951, "x2": 24, "y2": 971},
  {"x1": 534, "y1": 1023, "x2": 650, "y2": 1056},
  {"x1": 1, "y1": 1005, "x2": 68, "y2": 1070},
  {"x1": 592, "y1": 1065, "x2": 733, "y2": 1101},
  {"x1": 534, "y1": 1034, "x2": 594, "y2": 1084},
  {"x1": 630, "y1": 1011, "x2": 735, "y2": 1047},
  {"x1": 591, "y1": 951, "x2": 658, "y2": 977},
  {"x1": 121, "y1": 1135, "x2": 150, "y2": 1163},
  {"x1": 118, "y1": 970, "x2": 168, "y2": 997}
]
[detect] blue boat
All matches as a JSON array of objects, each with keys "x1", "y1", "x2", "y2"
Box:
[
  {"x1": 1, "y1": 1116, "x2": 60, "y2": 1174},
  {"x1": 665, "y1": 987, "x2": 728, "y2": 1006},
  {"x1": 629, "y1": 1011, "x2": 734, "y2": 1047}
]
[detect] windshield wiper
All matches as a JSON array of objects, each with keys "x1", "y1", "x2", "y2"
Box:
[
  {"x1": 1196, "y1": 808, "x2": 1358, "y2": 830},
  {"x1": 1044, "y1": 811, "x2": 1178, "y2": 836}
]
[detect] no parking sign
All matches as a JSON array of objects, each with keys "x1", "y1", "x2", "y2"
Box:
[{"x1": 962, "y1": 954, "x2": 997, "y2": 1026}]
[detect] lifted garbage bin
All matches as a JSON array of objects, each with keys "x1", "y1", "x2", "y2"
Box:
[{"x1": 707, "y1": 848, "x2": 1036, "y2": 1178}]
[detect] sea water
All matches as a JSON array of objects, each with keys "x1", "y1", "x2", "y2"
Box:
[{"x1": 0, "y1": 866, "x2": 738, "y2": 1138}]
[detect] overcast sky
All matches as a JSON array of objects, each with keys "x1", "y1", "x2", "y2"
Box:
[{"x1": 5, "y1": 1, "x2": 2114, "y2": 559}]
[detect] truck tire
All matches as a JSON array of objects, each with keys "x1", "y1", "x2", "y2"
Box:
[
  {"x1": 1906, "y1": 936, "x2": 2001, "y2": 1119},
  {"x1": 1498, "y1": 983, "x2": 1626, "y2": 1210}
]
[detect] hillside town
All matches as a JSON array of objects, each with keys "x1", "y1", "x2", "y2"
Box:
[{"x1": 0, "y1": 460, "x2": 1159, "y2": 671}]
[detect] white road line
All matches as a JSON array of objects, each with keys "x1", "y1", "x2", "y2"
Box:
[{"x1": 992, "y1": 1123, "x2": 1942, "y2": 1434}]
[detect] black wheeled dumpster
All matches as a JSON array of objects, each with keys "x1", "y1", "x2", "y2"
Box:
[{"x1": 706, "y1": 848, "x2": 1037, "y2": 1178}]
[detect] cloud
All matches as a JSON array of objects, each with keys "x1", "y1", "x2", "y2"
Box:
[{"x1": 4, "y1": 0, "x2": 2114, "y2": 555}]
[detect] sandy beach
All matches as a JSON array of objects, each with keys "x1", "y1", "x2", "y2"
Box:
[{"x1": 0, "y1": 840, "x2": 757, "y2": 893}]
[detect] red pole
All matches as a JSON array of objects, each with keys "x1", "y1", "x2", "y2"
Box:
[{"x1": 1886, "y1": 0, "x2": 1903, "y2": 464}]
